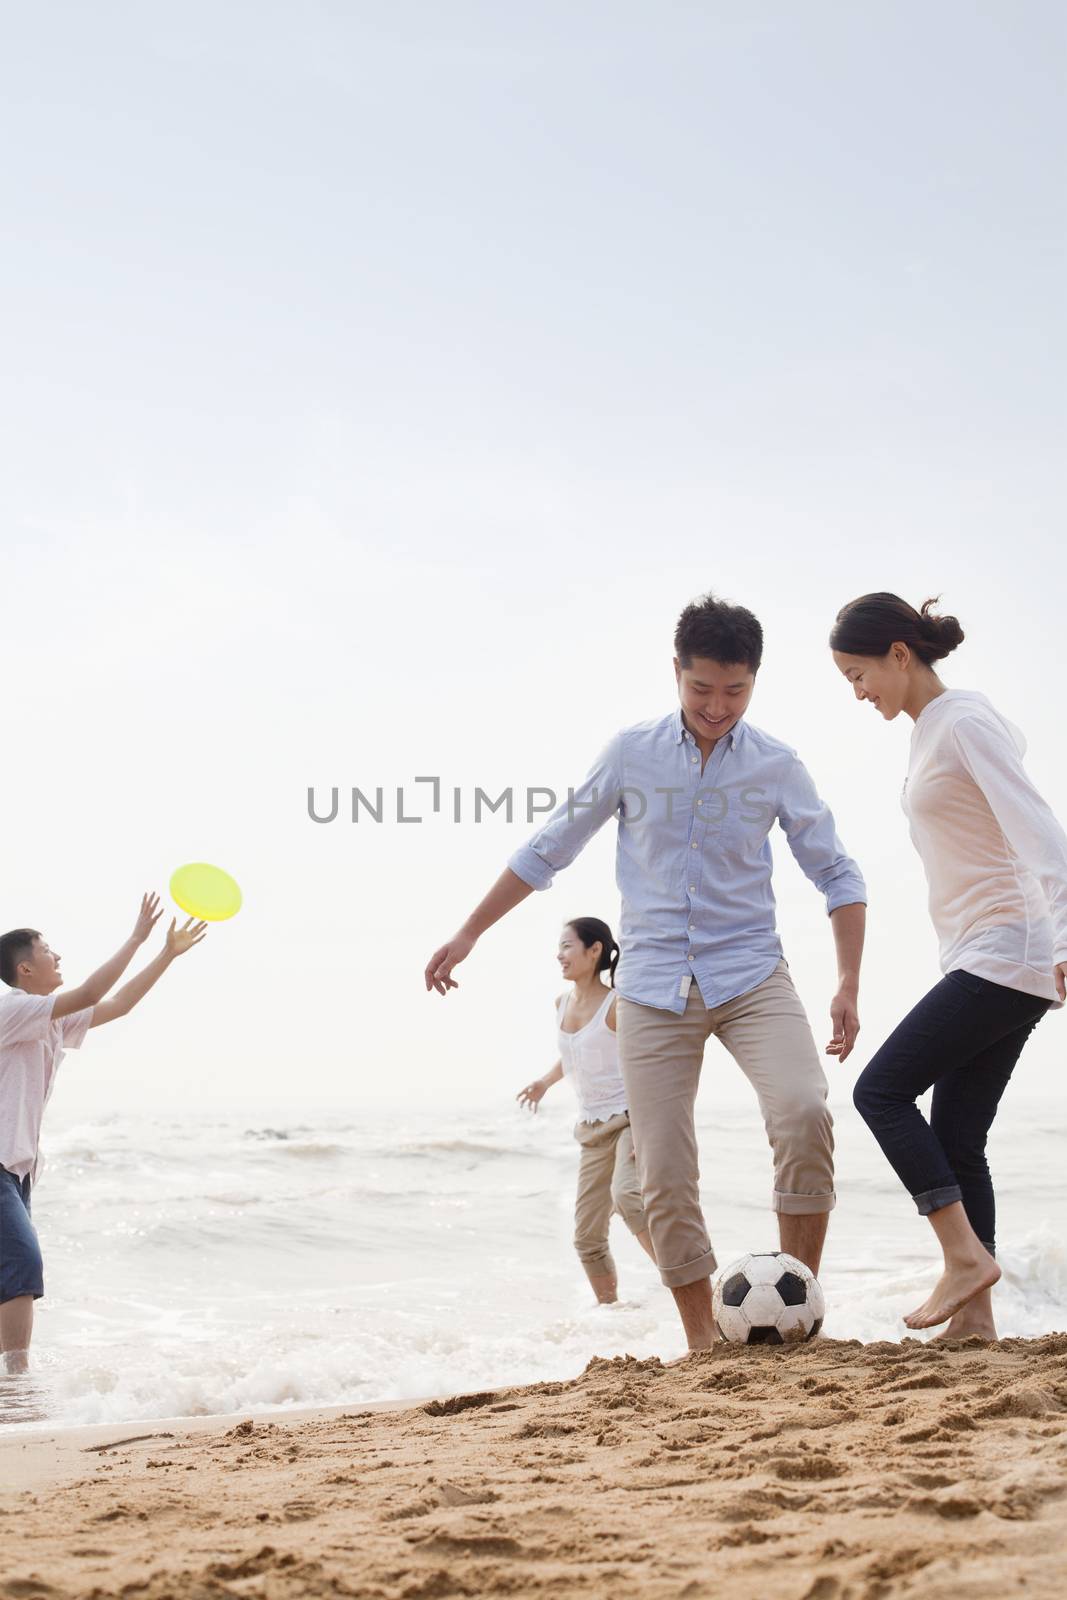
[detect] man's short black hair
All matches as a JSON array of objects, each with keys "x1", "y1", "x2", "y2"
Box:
[
  {"x1": 0, "y1": 929, "x2": 40, "y2": 988},
  {"x1": 674, "y1": 592, "x2": 763, "y2": 673}
]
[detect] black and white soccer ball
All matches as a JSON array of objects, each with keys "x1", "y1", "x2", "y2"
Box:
[{"x1": 712, "y1": 1251, "x2": 825, "y2": 1344}]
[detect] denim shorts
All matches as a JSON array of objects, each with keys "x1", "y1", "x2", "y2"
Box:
[{"x1": 0, "y1": 1167, "x2": 44, "y2": 1303}]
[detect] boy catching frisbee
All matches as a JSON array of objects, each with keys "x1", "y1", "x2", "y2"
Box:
[{"x1": 0, "y1": 894, "x2": 206, "y2": 1373}]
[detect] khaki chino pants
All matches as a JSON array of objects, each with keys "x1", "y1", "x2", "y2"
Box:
[
  {"x1": 573, "y1": 1112, "x2": 648, "y2": 1284},
  {"x1": 616, "y1": 960, "x2": 835, "y2": 1289}
]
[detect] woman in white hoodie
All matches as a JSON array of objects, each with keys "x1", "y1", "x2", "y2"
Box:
[{"x1": 831, "y1": 593, "x2": 1067, "y2": 1338}]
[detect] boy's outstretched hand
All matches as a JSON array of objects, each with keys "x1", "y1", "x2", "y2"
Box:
[
  {"x1": 133, "y1": 892, "x2": 165, "y2": 944},
  {"x1": 166, "y1": 916, "x2": 209, "y2": 957}
]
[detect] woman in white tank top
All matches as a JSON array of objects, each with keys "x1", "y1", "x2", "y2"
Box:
[{"x1": 517, "y1": 917, "x2": 656, "y2": 1303}]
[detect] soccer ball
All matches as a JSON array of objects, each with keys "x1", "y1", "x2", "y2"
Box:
[{"x1": 712, "y1": 1251, "x2": 825, "y2": 1344}]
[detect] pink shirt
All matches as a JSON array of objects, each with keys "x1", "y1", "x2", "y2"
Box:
[{"x1": 0, "y1": 991, "x2": 94, "y2": 1184}]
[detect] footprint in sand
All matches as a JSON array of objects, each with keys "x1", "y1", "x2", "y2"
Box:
[
  {"x1": 713, "y1": 1524, "x2": 781, "y2": 1549},
  {"x1": 718, "y1": 1487, "x2": 811, "y2": 1522},
  {"x1": 411, "y1": 1531, "x2": 530, "y2": 1559},
  {"x1": 883, "y1": 1371, "x2": 951, "y2": 1392},
  {"x1": 800, "y1": 1576, "x2": 840, "y2": 1600},
  {"x1": 282, "y1": 1499, "x2": 318, "y2": 1522},
  {"x1": 437, "y1": 1483, "x2": 499, "y2": 1507},
  {"x1": 91, "y1": 1506, "x2": 132, "y2": 1523},
  {"x1": 907, "y1": 1490, "x2": 982, "y2": 1519},
  {"x1": 767, "y1": 1454, "x2": 843, "y2": 1482},
  {"x1": 383, "y1": 1501, "x2": 433, "y2": 1522},
  {"x1": 422, "y1": 1392, "x2": 499, "y2": 1417},
  {"x1": 977, "y1": 1386, "x2": 1062, "y2": 1419},
  {"x1": 208, "y1": 1548, "x2": 296, "y2": 1581}
]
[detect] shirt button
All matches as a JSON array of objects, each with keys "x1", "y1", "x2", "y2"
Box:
[
  {"x1": 687, "y1": 954, "x2": 694, "y2": 962},
  {"x1": 688, "y1": 884, "x2": 695, "y2": 892},
  {"x1": 689, "y1": 923, "x2": 695, "y2": 931},
  {"x1": 691, "y1": 841, "x2": 698, "y2": 850},
  {"x1": 691, "y1": 755, "x2": 698, "y2": 764}
]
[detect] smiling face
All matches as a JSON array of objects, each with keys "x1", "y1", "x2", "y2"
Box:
[
  {"x1": 674, "y1": 656, "x2": 755, "y2": 743},
  {"x1": 832, "y1": 644, "x2": 913, "y2": 720},
  {"x1": 17, "y1": 935, "x2": 64, "y2": 994},
  {"x1": 557, "y1": 925, "x2": 602, "y2": 983}
]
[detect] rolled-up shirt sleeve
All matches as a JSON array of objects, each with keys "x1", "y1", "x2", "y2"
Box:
[
  {"x1": 953, "y1": 716, "x2": 1067, "y2": 965},
  {"x1": 777, "y1": 756, "x2": 867, "y2": 914},
  {"x1": 507, "y1": 732, "x2": 624, "y2": 892}
]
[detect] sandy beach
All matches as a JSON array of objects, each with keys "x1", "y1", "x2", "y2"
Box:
[{"x1": 4, "y1": 1334, "x2": 1067, "y2": 1600}]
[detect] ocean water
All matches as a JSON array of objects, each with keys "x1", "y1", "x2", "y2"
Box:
[{"x1": 2, "y1": 1101, "x2": 1065, "y2": 1431}]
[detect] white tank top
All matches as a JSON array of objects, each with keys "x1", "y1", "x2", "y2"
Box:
[{"x1": 555, "y1": 988, "x2": 629, "y2": 1124}]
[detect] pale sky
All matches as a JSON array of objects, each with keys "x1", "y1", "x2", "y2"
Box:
[{"x1": 2, "y1": 2, "x2": 1064, "y2": 1117}]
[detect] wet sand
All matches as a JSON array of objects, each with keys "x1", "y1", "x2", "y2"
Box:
[{"x1": 3, "y1": 1334, "x2": 1067, "y2": 1599}]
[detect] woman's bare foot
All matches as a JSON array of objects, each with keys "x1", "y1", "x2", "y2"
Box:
[
  {"x1": 904, "y1": 1255, "x2": 1001, "y2": 1330},
  {"x1": 930, "y1": 1284, "x2": 997, "y2": 1341},
  {"x1": 932, "y1": 1312, "x2": 997, "y2": 1341}
]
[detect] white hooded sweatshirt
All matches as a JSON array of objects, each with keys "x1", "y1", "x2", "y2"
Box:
[{"x1": 904, "y1": 688, "x2": 1067, "y2": 1007}]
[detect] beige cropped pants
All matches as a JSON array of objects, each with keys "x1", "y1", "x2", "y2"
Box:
[
  {"x1": 572, "y1": 1112, "x2": 648, "y2": 1282},
  {"x1": 616, "y1": 960, "x2": 835, "y2": 1289}
]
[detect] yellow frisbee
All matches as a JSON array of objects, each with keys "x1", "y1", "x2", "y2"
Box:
[{"x1": 169, "y1": 862, "x2": 243, "y2": 922}]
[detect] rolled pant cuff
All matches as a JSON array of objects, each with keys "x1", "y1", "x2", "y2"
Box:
[
  {"x1": 772, "y1": 1190, "x2": 836, "y2": 1216},
  {"x1": 914, "y1": 1183, "x2": 963, "y2": 1217},
  {"x1": 658, "y1": 1245, "x2": 717, "y2": 1289},
  {"x1": 577, "y1": 1250, "x2": 616, "y2": 1277}
]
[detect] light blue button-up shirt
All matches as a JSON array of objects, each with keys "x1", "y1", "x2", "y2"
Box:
[{"x1": 508, "y1": 707, "x2": 866, "y2": 1014}]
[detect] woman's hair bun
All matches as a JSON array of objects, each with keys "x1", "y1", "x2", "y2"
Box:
[{"x1": 918, "y1": 597, "x2": 965, "y2": 661}]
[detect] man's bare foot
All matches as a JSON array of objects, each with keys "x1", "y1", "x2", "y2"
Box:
[
  {"x1": 904, "y1": 1256, "x2": 1001, "y2": 1330},
  {"x1": 667, "y1": 1327, "x2": 723, "y2": 1363}
]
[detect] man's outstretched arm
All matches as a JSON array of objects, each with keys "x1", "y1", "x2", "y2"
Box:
[
  {"x1": 91, "y1": 918, "x2": 208, "y2": 1027},
  {"x1": 424, "y1": 869, "x2": 534, "y2": 995},
  {"x1": 52, "y1": 893, "x2": 164, "y2": 1019},
  {"x1": 424, "y1": 731, "x2": 624, "y2": 998}
]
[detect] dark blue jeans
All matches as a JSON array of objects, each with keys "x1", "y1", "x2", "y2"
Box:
[
  {"x1": 0, "y1": 1167, "x2": 44, "y2": 1303},
  {"x1": 853, "y1": 969, "x2": 1051, "y2": 1254}
]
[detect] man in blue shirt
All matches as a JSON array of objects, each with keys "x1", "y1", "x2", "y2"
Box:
[{"x1": 425, "y1": 593, "x2": 866, "y2": 1349}]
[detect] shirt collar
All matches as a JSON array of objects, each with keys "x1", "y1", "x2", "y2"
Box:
[{"x1": 672, "y1": 706, "x2": 745, "y2": 750}]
